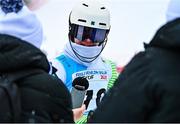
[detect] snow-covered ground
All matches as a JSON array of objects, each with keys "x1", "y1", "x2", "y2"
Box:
[{"x1": 35, "y1": 0, "x2": 170, "y2": 66}]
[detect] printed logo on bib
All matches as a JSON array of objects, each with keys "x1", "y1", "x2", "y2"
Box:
[
  {"x1": 72, "y1": 70, "x2": 109, "y2": 115},
  {"x1": 73, "y1": 70, "x2": 108, "y2": 81}
]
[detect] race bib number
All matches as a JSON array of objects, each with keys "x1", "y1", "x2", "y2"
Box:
[{"x1": 72, "y1": 70, "x2": 109, "y2": 114}]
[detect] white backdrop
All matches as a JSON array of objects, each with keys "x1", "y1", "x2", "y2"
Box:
[{"x1": 35, "y1": 0, "x2": 170, "y2": 66}]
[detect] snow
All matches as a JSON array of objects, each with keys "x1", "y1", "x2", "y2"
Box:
[{"x1": 35, "y1": 0, "x2": 170, "y2": 66}]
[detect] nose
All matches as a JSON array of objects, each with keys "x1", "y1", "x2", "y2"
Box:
[
  {"x1": 81, "y1": 38, "x2": 97, "y2": 46},
  {"x1": 83, "y1": 38, "x2": 92, "y2": 42}
]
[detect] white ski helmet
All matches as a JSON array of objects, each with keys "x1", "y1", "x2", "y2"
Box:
[{"x1": 69, "y1": 0, "x2": 110, "y2": 30}]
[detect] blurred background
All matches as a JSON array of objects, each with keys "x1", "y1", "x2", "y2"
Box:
[{"x1": 34, "y1": 0, "x2": 170, "y2": 68}]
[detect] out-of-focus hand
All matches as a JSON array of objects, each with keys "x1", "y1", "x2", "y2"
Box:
[{"x1": 73, "y1": 104, "x2": 86, "y2": 121}]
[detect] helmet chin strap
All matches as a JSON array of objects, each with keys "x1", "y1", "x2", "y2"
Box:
[
  {"x1": 68, "y1": 17, "x2": 109, "y2": 63},
  {"x1": 69, "y1": 38, "x2": 107, "y2": 63}
]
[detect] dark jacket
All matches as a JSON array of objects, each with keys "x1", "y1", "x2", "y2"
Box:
[
  {"x1": 0, "y1": 34, "x2": 73, "y2": 122},
  {"x1": 89, "y1": 18, "x2": 180, "y2": 123}
]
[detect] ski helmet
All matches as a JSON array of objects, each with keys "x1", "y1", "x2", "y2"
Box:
[{"x1": 68, "y1": 0, "x2": 111, "y2": 63}]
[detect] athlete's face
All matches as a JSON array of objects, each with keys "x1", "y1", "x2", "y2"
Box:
[{"x1": 74, "y1": 38, "x2": 99, "y2": 47}]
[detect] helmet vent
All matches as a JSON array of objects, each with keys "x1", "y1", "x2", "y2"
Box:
[
  {"x1": 78, "y1": 19, "x2": 87, "y2": 23},
  {"x1": 82, "y1": 3, "x2": 88, "y2": 7},
  {"x1": 99, "y1": 23, "x2": 106, "y2": 26},
  {"x1": 101, "y1": 7, "x2": 106, "y2": 10}
]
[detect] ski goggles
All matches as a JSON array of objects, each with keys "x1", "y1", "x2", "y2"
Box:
[{"x1": 71, "y1": 24, "x2": 109, "y2": 43}]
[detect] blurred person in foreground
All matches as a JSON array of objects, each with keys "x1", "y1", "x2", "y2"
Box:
[
  {"x1": 51, "y1": 0, "x2": 118, "y2": 123},
  {"x1": 88, "y1": 0, "x2": 180, "y2": 122},
  {"x1": 23, "y1": 0, "x2": 48, "y2": 11},
  {"x1": 0, "y1": 0, "x2": 73, "y2": 122}
]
